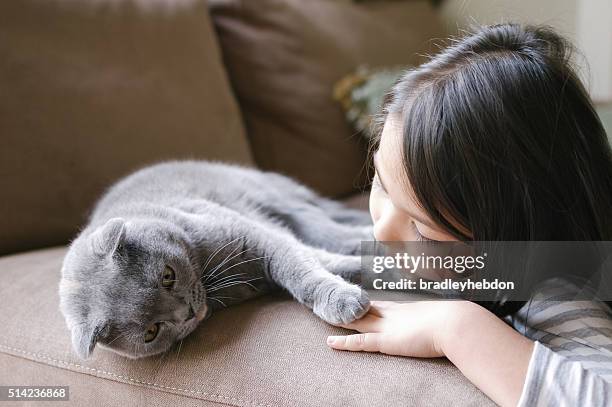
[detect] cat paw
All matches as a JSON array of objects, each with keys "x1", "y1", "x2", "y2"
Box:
[{"x1": 313, "y1": 282, "x2": 370, "y2": 325}]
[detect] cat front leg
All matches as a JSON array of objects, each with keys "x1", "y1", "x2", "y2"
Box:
[
  {"x1": 223, "y1": 219, "x2": 371, "y2": 325},
  {"x1": 257, "y1": 200, "x2": 374, "y2": 255},
  {"x1": 271, "y1": 246, "x2": 371, "y2": 326},
  {"x1": 309, "y1": 248, "x2": 363, "y2": 284}
]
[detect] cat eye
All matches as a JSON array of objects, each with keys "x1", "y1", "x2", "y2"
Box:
[
  {"x1": 161, "y1": 266, "x2": 176, "y2": 288},
  {"x1": 144, "y1": 323, "x2": 160, "y2": 343}
]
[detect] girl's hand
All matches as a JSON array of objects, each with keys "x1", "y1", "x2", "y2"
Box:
[
  {"x1": 326, "y1": 300, "x2": 462, "y2": 358},
  {"x1": 327, "y1": 300, "x2": 534, "y2": 407}
]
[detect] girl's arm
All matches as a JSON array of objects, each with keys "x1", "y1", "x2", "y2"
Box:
[
  {"x1": 326, "y1": 301, "x2": 533, "y2": 406},
  {"x1": 438, "y1": 301, "x2": 534, "y2": 406}
]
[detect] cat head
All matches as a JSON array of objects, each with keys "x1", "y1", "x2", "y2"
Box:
[{"x1": 59, "y1": 217, "x2": 209, "y2": 359}]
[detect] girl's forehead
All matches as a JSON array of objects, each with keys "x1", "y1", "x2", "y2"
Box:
[
  {"x1": 378, "y1": 116, "x2": 406, "y2": 182},
  {"x1": 377, "y1": 117, "x2": 422, "y2": 208}
]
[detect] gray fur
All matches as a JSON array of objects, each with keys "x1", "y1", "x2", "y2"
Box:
[{"x1": 59, "y1": 161, "x2": 372, "y2": 359}]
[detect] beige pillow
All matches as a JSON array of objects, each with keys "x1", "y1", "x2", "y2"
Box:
[
  {"x1": 209, "y1": 0, "x2": 446, "y2": 197},
  {"x1": 0, "y1": 0, "x2": 253, "y2": 255}
]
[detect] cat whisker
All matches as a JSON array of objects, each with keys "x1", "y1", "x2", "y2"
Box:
[
  {"x1": 202, "y1": 246, "x2": 255, "y2": 283},
  {"x1": 205, "y1": 273, "x2": 250, "y2": 289},
  {"x1": 206, "y1": 272, "x2": 265, "y2": 290},
  {"x1": 206, "y1": 277, "x2": 265, "y2": 293},
  {"x1": 206, "y1": 276, "x2": 257, "y2": 291},
  {"x1": 106, "y1": 331, "x2": 130, "y2": 346},
  {"x1": 208, "y1": 297, "x2": 228, "y2": 308},
  {"x1": 206, "y1": 256, "x2": 270, "y2": 285},
  {"x1": 208, "y1": 295, "x2": 237, "y2": 300},
  {"x1": 206, "y1": 281, "x2": 245, "y2": 292},
  {"x1": 210, "y1": 272, "x2": 249, "y2": 282},
  {"x1": 200, "y1": 245, "x2": 244, "y2": 284},
  {"x1": 175, "y1": 338, "x2": 184, "y2": 359},
  {"x1": 200, "y1": 236, "x2": 246, "y2": 276},
  {"x1": 206, "y1": 282, "x2": 256, "y2": 293}
]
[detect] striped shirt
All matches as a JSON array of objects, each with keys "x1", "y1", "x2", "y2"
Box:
[{"x1": 506, "y1": 279, "x2": 612, "y2": 406}]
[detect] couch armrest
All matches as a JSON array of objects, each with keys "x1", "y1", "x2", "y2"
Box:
[{"x1": 0, "y1": 246, "x2": 493, "y2": 406}]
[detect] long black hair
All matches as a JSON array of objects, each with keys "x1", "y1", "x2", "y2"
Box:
[
  {"x1": 384, "y1": 23, "x2": 612, "y2": 242},
  {"x1": 381, "y1": 24, "x2": 612, "y2": 314}
]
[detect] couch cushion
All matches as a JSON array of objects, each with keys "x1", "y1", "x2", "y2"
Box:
[
  {"x1": 0, "y1": 0, "x2": 253, "y2": 256},
  {"x1": 0, "y1": 246, "x2": 494, "y2": 406},
  {"x1": 209, "y1": 0, "x2": 446, "y2": 197}
]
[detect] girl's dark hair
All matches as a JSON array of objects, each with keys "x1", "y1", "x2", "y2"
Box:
[
  {"x1": 383, "y1": 24, "x2": 612, "y2": 315},
  {"x1": 385, "y1": 23, "x2": 612, "y2": 242}
]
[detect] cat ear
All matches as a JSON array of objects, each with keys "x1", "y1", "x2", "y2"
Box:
[
  {"x1": 71, "y1": 321, "x2": 106, "y2": 359},
  {"x1": 90, "y1": 218, "x2": 125, "y2": 257}
]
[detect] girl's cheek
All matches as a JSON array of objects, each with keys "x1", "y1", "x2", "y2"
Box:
[
  {"x1": 372, "y1": 199, "x2": 407, "y2": 241},
  {"x1": 369, "y1": 189, "x2": 381, "y2": 224}
]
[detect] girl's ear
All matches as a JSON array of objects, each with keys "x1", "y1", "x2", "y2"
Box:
[{"x1": 90, "y1": 218, "x2": 125, "y2": 257}]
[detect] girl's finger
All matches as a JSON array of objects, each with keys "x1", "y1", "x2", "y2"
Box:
[
  {"x1": 369, "y1": 300, "x2": 397, "y2": 316},
  {"x1": 370, "y1": 301, "x2": 397, "y2": 309},
  {"x1": 339, "y1": 313, "x2": 384, "y2": 333},
  {"x1": 327, "y1": 333, "x2": 382, "y2": 352},
  {"x1": 368, "y1": 305, "x2": 383, "y2": 317}
]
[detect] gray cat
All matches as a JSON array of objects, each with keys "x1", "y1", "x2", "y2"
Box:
[{"x1": 59, "y1": 161, "x2": 372, "y2": 359}]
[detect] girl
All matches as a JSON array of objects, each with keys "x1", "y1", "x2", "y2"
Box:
[{"x1": 326, "y1": 24, "x2": 612, "y2": 406}]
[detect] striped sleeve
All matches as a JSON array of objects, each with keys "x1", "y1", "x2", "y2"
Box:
[
  {"x1": 508, "y1": 278, "x2": 612, "y2": 406},
  {"x1": 518, "y1": 341, "x2": 612, "y2": 406}
]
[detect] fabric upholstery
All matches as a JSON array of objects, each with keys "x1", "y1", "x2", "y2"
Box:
[
  {"x1": 209, "y1": 0, "x2": 446, "y2": 197},
  {"x1": 0, "y1": 246, "x2": 494, "y2": 406},
  {"x1": 0, "y1": 0, "x2": 253, "y2": 256}
]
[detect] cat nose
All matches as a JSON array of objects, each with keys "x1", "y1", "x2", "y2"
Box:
[{"x1": 185, "y1": 305, "x2": 196, "y2": 321}]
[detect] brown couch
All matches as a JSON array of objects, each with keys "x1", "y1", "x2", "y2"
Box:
[{"x1": 0, "y1": 1, "x2": 494, "y2": 405}]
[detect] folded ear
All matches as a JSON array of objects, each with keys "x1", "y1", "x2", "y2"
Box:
[
  {"x1": 71, "y1": 321, "x2": 106, "y2": 359},
  {"x1": 90, "y1": 218, "x2": 125, "y2": 257}
]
